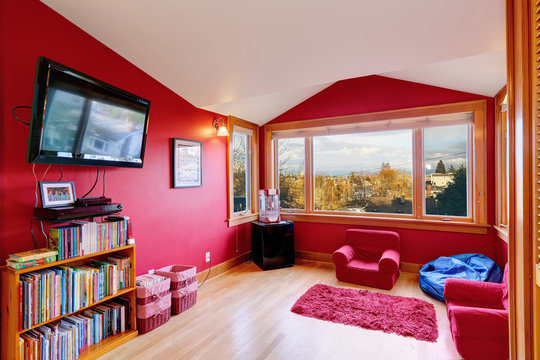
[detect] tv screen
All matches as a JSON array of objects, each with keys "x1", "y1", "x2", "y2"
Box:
[{"x1": 27, "y1": 57, "x2": 150, "y2": 168}]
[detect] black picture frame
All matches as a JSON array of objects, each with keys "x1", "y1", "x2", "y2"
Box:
[
  {"x1": 39, "y1": 181, "x2": 77, "y2": 208},
  {"x1": 172, "y1": 138, "x2": 203, "y2": 188}
]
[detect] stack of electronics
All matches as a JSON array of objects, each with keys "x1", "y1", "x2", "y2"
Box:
[{"x1": 34, "y1": 197, "x2": 123, "y2": 221}]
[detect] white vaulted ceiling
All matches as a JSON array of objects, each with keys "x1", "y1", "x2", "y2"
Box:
[{"x1": 41, "y1": 0, "x2": 506, "y2": 125}]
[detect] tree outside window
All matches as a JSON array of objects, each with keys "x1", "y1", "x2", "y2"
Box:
[
  {"x1": 277, "y1": 138, "x2": 305, "y2": 209},
  {"x1": 424, "y1": 124, "x2": 469, "y2": 217},
  {"x1": 233, "y1": 132, "x2": 250, "y2": 213}
]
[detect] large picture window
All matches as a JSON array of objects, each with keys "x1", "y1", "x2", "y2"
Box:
[
  {"x1": 312, "y1": 130, "x2": 413, "y2": 214},
  {"x1": 265, "y1": 101, "x2": 487, "y2": 233}
]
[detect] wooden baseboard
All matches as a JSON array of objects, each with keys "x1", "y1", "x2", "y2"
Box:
[
  {"x1": 295, "y1": 250, "x2": 422, "y2": 274},
  {"x1": 195, "y1": 252, "x2": 251, "y2": 283},
  {"x1": 400, "y1": 262, "x2": 422, "y2": 274},
  {"x1": 295, "y1": 250, "x2": 333, "y2": 263},
  {"x1": 195, "y1": 251, "x2": 422, "y2": 280}
]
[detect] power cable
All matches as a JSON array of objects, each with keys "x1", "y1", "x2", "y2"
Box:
[
  {"x1": 12, "y1": 105, "x2": 31, "y2": 125},
  {"x1": 30, "y1": 222, "x2": 38, "y2": 249},
  {"x1": 102, "y1": 167, "x2": 107, "y2": 196},
  {"x1": 81, "y1": 166, "x2": 100, "y2": 198},
  {"x1": 198, "y1": 258, "x2": 212, "y2": 289}
]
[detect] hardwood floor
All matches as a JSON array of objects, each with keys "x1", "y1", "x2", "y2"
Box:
[{"x1": 99, "y1": 260, "x2": 462, "y2": 360}]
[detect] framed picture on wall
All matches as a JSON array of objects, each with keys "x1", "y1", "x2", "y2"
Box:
[
  {"x1": 39, "y1": 181, "x2": 77, "y2": 208},
  {"x1": 172, "y1": 138, "x2": 203, "y2": 188}
]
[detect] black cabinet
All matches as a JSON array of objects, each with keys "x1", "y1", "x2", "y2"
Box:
[{"x1": 251, "y1": 221, "x2": 294, "y2": 270}]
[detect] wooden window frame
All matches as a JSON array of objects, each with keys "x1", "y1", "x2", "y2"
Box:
[
  {"x1": 263, "y1": 100, "x2": 488, "y2": 234},
  {"x1": 226, "y1": 116, "x2": 259, "y2": 226},
  {"x1": 275, "y1": 137, "x2": 310, "y2": 211},
  {"x1": 494, "y1": 86, "x2": 509, "y2": 242}
]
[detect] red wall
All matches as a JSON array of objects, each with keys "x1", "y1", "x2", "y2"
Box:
[
  {"x1": 0, "y1": 0, "x2": 251, "y2": 274},
  {"x1": 265, "y1": 75, "x2": 499, "y2": 265}
]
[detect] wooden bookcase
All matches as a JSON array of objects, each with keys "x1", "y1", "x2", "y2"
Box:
[{"x1": 0, "y1": 244, "x2": 138, "y2": 360}]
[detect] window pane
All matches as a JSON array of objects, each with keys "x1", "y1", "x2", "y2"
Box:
[
  {"x1": 313, "y1": 130, "x2": 413, "y2": 214},
  {"x1": 424, "y1": 124, "x2": 469, "y2": 217},
  {"x1": 277, "y1": 138, "x2": 305, "y2": 209},
  {"x1": 233, "y1": 132, "x2": 250, "y2": 213}
]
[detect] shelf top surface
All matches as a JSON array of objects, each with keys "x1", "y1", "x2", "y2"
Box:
[
  {"x1": 2, "y1": 244, "x2": 136, "y2": 274},
  {"x1": 251, "y1": 220, "x2": 293, "y2": 227}
]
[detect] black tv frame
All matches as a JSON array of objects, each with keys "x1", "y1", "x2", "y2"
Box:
[{"x1": 27, "y1": 56, "x2": 151, "y2": 168}]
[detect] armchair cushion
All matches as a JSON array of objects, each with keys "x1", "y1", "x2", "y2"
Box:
[
  {"x1": 444, "y1": 277, "x2": 506, "y2": 310},
  {"x1": 347, "y1": 259, "x2": 379, "y2": 272}
]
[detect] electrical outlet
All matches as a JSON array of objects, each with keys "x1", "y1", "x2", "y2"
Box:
[
  {"x1": 205, "y1": 251, "x2": 211, "y2": 263},
  {"x1": 148, "y1": 269, "x2": 155, "y2": 274}
]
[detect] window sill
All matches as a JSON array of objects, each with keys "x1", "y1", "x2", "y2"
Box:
[
  {"x1": 227, "y1": 213, "x2": 258, "y2": 227},
  {"x1": 280, "y1": 212, "x2": 489, "y2": 234},
  {"x1": 493, "y1": 225, "x2": 509, "y2": 243}
]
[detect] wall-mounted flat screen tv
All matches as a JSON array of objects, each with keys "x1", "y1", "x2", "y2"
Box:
[{"x1": 27, "y1": 56, "x2": 150, "y2": 168}]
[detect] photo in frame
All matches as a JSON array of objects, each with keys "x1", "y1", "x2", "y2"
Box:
[
  {"x1": 39, "y1": 181, "x2": 77, "y2": 208},
  {"x1": 172, "y1": 138, "x2": 203, "y2": 188}
]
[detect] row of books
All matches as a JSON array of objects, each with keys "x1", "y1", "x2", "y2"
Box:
[
  {"x1": 48, "y1": 216, "x2": 132, "y2": 261},
  {"x1": 19, "y1": 299, "x2": 129, "y2": 360},
  {"x1": 20, "y1": 256, "x2": 131, "y2": 330}
]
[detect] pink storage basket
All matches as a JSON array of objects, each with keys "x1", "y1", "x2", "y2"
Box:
[
  {"x1": 171, "y1": 281, "x2": 197, "y2": 315},
  {"x1": 155, "y1": 264, "x2": 197, "y2": 290},
  {"x1": 136, "y1": 291, "x2": 171, "y2": 334},
  {"x1": 155, "y1": 264, "x2": 198, "y2": 315},
  {"x1": 136, "y1": 277, "x2": 171, "y2": 305}
]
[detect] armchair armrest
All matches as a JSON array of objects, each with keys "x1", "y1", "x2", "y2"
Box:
[
  {"x1": 332, "y1": 245, "x2": 355, "y2": 266},
  {"x1": 378, "y1": 249, "x2": 400, "y2": 273},
  {"x1": 448, "y1": 305, "x2": 509, "y2": 338},
  {"x1": 444, "y1": 278, "x2": 505, "y2": 308}
]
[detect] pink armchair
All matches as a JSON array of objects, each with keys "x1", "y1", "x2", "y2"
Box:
[
  {"x1": 444, "y1": 264, "x2": 509, "y2": 360},
  {"x1": 332, "y1": 229, "x2": 400, "y2": 290}
]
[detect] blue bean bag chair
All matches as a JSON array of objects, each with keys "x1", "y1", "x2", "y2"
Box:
[{"x1": 419, "y1": 254, "x2": 503, "y2": 302}]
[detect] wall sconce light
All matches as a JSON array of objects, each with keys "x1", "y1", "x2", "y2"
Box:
[{"x1": 213, "y1": 117, "x2": 229, "y2": 136}]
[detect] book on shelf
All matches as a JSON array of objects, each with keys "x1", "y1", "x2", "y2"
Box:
[
  {"x1": 7, "y1": 255, "x2": 57, "y2": 269},
  {"x1": 18, "y1": 256, "x2": 132, "y2": 331},
  {"x1": 105, "y1": 215, "x2": 133, "y2": 239},
  {"x1": 9, "y1": 248, "x2": 58, "y2": 263}
]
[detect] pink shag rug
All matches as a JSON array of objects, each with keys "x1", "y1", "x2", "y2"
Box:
[{"x1": 291, "y1": 284, "x2": 438, "y2": 342}]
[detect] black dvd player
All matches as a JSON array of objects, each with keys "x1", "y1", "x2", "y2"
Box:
[{"x1": 34, "y1": 203, "x2": 123, "y2": 221}]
